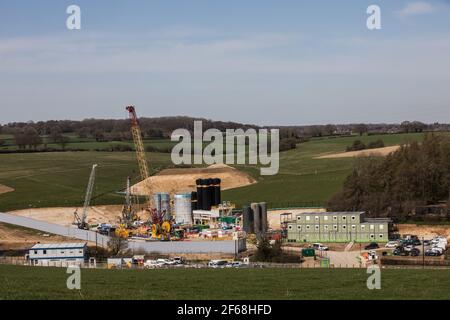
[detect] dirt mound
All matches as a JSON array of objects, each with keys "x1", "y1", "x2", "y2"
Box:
[
  {"x1": 397, "y1": 224, "x2": 450, "y2": 240},
  {"x1": 0, "y1": 222, "x2": 85, "y2": 250},
  {"x1": 0, "y1": 184, "x2": 14, "y2": 195},
  {"x1": 131, "y1": 164, "x2": 256, "y2": 195},
  {"x1": 315, "y1": 145, "x2": 400, "y2": 159},
  {"x1": 268, "y1": 208, "x2": 326, "y2": 229},
  {"x1": 7, "y1": 205, "x2": 148, "y2": 227}
]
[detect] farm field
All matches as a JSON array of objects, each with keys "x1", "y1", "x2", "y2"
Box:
[
  {"x1": 224, "y1": 132, "x2": 425, "y2": 208},
  {"x1": 0, "y1": 133, "x2": 426, "y2": 211},
  {"x1": 0, "y1": 265, "x2": 449, "y2": 300}
]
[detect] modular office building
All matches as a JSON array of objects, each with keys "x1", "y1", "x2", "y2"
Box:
[
  {"x1": 286, "y1": 212, "x2": 391, "y2": 243},
  {"x1": 28, "y1": 242, "x2": 87, "y2": 266}
]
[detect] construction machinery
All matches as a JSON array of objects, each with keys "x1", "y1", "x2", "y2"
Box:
[
  {"x1": 126, "y1": 106, "x2": 150, "y2": 191},
  {"x1": 126, "y1": 106, "x2": 170, "y2": 239},
  {"x1": 74, "y1": 164, "x2": 98, "y2": 230},
  {"x1": 120, "y1": 176, "x2": 137, "y2": 228}
]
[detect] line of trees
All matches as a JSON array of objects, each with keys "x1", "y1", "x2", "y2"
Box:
[
  {"x1": 328, "y1": 134, "x2": 450, "y2": 221},
  {"x1": 346, "y1": 139, "x2": 385, "y2": 152},
  {"x1": 1, "y1": 117, "x2": 260, "y2": 142}
]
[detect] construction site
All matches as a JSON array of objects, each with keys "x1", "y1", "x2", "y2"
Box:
[{"x1": 0, "y1": 106, "x2": 263, "y2": 259}]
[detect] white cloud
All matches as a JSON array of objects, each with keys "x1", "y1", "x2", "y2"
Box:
[{"x1": 396, "y1": 1, "x2": 437, "y2": 17}]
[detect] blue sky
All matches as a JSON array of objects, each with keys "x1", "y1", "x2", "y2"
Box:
[{"x1": 1, "y1": 0, "x2": 450, "y2": 125}]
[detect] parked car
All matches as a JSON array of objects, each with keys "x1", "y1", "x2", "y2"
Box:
[
  {"x1": 431, "y1": 246, "x2": 445, "y2": 254},
  {"x1": 431, "y1": 238, "x2": 441, "y2": 245},
  {"x1": 312, "y1": 243, "x2": 329, "y2": 251},
  {"x1": 385, "y1": 241, "x2": 398, "y2": 248},
  {"x1": 410, "y1": 248, "x2": 420, "y2": 256},
  {"x1": 365, "y1": 242, "x2": 379, "y2": 250},
  {"x1": 172, "y1": 257, "x2": 185, "y2": 265},
  {"x1": 423, "y1": 240, "x2": 431, "y2": 246},
  {"x1": 156, "y1": 258, "x2": 177, "y2": 265},
  {"x1": 208, "y1": 260, "x2": 228, "y2": 268},
  {"x1": 226, "y1": 261, "x2": 243, "y2": 268},
  {"x1": 412, "y1": 239, "x2": 421, "y2": 246},
  {"x1": 144, "y1": 260, "x2": 165, "y2": 268},
  {"x1": 425, "y1": 249, "x2": 441, "y2": 256},
  {"x1": 404, "y1": 245, "x2": 415, "y2": 252},
  {"x1": 393, "y1": 247, "x2": 409, "y2": 256}
]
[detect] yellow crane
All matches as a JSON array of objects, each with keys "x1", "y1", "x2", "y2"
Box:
[
  {"x1": 126, "y1": 106, "x2": 170, "y2": 239},
  {"x1": 126, "y1": 106, "x2": 150, "y2": 194}
]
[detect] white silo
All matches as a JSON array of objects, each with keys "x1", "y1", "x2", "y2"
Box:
[
  {"x1": 153, "y1": 192, "x2": 171, "y2": 220},
  {"x1": 174, "y1": 193, "x2": 192, "y2": 225}
]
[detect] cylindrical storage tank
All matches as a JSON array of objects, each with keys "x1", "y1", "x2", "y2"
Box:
[
  {"x1": 202, "y1": 178, "x2": 211, "y2": 210},
  {"x1": 174, "y1": 193, "x2": 192, "y2": 225},
  {"x1": 251, "y1": 202, "x2": 261, "y2": 236},
  {"x1": 208, "y1": 178, "x2": 215, "y2": 208},
  {"x1": 191, "y1": 191, "x2": 198, "y2": 210},
  {"x1": 243, "y1": 205, "x2": 254, "y2": 234},
  {"x1": 196, "y1": 179, "x2": 203, "y2": 211},
  {"x1": 153, "y1": 192, "x2": 171, "y2": 220},
  {"x1": 259, "y1": 202, "x2": 267, "y2": 233},
  {"x1": 213, "y1": 178, "x2": 221, "y2": 206}
]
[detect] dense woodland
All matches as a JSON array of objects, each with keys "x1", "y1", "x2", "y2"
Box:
[{"x1": 328, "y1": 134, "x2": 450, "y2": 221}]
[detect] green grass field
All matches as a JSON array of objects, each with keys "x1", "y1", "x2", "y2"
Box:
[
  {"x1": 224, "y1": 132, "x2": 425, "y2": 207},
  {"x1": 0, "y1": 152, "x2": 171, "y2": 211},
  {"x1": 0, "y1": 133, "x2": 425, "y2": 211},
  {"x1": 0, "y1": 265, "x2": 449, "y2": 300}
]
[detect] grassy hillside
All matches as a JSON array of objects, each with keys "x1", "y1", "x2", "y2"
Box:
[
  {"x1": 0, "y1": 265, "x2": 449, "y2": 300},
  {"x1": 224, "y1": 133, "x2": 425, "y2": 207},
  {"x1": 0, "y1": 152, "x2": 171, "y2": 211},
  {"x1": 0, "y1": 133, "x2": 425, "y2": 211}
]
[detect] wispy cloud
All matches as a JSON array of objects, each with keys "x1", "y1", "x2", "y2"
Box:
[{"x1": 396, "y1": 1, "x2": 438, "y2": 17}]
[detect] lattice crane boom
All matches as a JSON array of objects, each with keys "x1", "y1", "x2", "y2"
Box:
[
  {"x1": 126, "y1": 106, "x2": 150, "y2": 182},
  {"x1": 74, "y1": 164, "x2": 98, "y2": 229}
]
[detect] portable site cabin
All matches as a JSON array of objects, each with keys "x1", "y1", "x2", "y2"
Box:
[{"x1": 28, "y1": 243, "x2": 87, "y2": 267}]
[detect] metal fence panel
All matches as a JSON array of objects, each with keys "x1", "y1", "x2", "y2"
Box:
[
  {"x1": 0, "y1": 212, "x2": 110, "y2": 248},
  {"x1": 0, "y1": 212, "x2": 246, "y2": 253}
]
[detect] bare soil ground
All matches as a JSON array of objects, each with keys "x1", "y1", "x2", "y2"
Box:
[
  {"x1": 0, "y1": 222, "x2": 83, "y2": 250},
  {"x1": 0, "y1": 184, "x2": 14, "y2": 195},
  {"x1": 131, "y1": 164, "x2": 256, "y2": 195},
  {"x1": 397, "y1": 224, "x2": 450, "y2": 240},
  {"x1": 7, "y1": 205, "x2": 150, "y2": 227},
  {"x1": 268, "y1": 208, "x2": 326, "y2": 229},
  {"x1": 315, "y1": 145, "x2": 400, "y2": 159}
]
